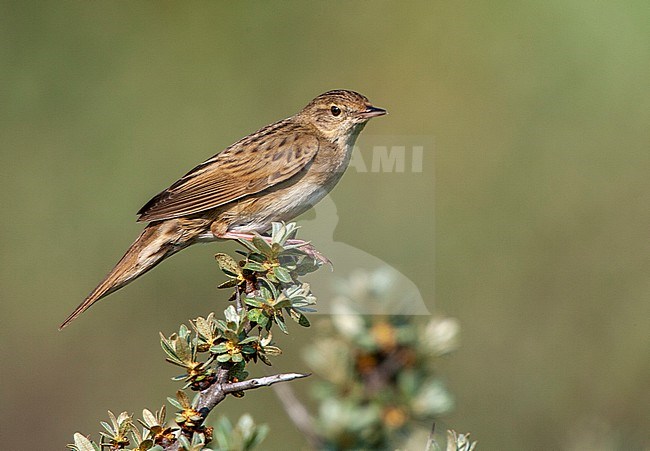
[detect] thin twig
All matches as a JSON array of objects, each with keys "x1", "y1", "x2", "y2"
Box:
[
  {"x1": 234, "y1": 285, "x2": 243, "y2": 312},
  {"x1": 162, "y1": 372, "x2": 310, "y2": 451},
  {"x1": 197, "y1": 372, "x2": 310, "y2": 411},
  {"x1": 425, "y1": 421, "x2": 438, "y2": 451},
  {"x1": 272, "y1": 377, "x2": 324, "y2": 449}
]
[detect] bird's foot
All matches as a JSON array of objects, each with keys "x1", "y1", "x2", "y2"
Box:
[
  {"x1": 217, "y1": 231, "x2": 257, "y2": 241},
  {"x1": 285, "y1": 239, "x2": 332, "y2": 267},
  {"x1": 218, "y1": 232, "x2": 331, "y2": 266}
]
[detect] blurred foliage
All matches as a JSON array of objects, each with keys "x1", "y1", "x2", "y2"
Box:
[
  {"x1": 2, "y1": 1, "x2": 649, "y2": 450},
  {"x1": 67, "y1": 223, "x2": 318, "y2": 450},
  {"x1": 300, "y1": 268, "x2": 459, "y2": 449}
]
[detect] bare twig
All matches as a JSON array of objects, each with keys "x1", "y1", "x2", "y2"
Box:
[
  {"x1": 234, "y1": 285, "x2": 243, "y2": 312},
  {"x1": 197, "y1": 372, "x2": 310, "y2": 411},
  {"x1": 163, "y1": 372, "x2": 310, "y2": 451},
  {"x1": 272, "y1": 377, "x2": 324, "y2": 449},
  {"x1": 426, "y1": 421, "x2": 438, "y2": 451}
]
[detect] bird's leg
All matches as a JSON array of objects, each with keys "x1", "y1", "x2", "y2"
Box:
[
  {"x1": 285, "y1": 239, "x2": 332, "y2": 266},
  {"x1": 216, "y1": 231, "x2": 257, "y2": 241},
  {"x1": 215, "y1": 230, "x2": 331, "y2": 266}
]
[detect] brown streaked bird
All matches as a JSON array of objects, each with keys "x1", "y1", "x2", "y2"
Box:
[{"x1": 59, "y1": 90, "x2": 386, "y2": 329}]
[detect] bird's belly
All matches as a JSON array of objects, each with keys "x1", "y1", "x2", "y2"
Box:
[{"x1": 225, "y1": 180, "x2": 331, "y2": 234}]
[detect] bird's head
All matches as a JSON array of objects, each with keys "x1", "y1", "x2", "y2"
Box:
[{"x1": 297, "y1": 90, "x2": 387, "y2": 140}]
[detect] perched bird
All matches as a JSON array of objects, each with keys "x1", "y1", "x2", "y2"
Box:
[{"x1": 60, "y1": 90, "x2": 386, "y2": 329}]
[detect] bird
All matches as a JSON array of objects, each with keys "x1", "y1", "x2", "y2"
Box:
[{"x1": 59, "y1": 90, "x2": 386, "y2": 329}]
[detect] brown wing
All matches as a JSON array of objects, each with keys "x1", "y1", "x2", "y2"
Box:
[{"x1": 137, "y1": 122, "x2": 319, "y2": 222}]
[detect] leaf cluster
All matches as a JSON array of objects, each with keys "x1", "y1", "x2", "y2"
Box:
[
  {"x1": 68, "y1": 408, "x2": 266, "y2": 451},
  {"x1": 69, "y1": 223, "x2": 322, "y2": 451},
  {"x1": 302, "y1": 268, "x2": 459, "y2": 450},
  {"x1": 161, "y1": 223, "x2": 319, "y2": 392},
  {"x1": 68, "y1": 407, "x2": 174, "y2": 451}
]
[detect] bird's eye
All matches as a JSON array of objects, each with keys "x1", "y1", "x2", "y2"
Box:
[{"x1": 330, "y1": 105, "x2": 341, "y2": 116}]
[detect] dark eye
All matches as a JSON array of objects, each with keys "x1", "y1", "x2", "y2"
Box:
[{"x1": 330, "y1": 105, "x2": 341, "y2": 116}]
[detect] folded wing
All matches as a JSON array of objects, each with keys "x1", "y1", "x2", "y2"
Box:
[{"x1": 137, "y1": 124, "x2": 319, "y2": 222}]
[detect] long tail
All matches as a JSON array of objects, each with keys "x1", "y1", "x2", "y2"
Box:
[{"x1": 59, "y1": 221, "x2": 191, "y2": 329}]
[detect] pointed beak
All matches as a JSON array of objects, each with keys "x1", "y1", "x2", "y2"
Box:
[{"x1": 358, "y1": 105, "x2": 387, "y2": 119}]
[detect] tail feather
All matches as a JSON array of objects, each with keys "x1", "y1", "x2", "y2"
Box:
[{"x1": 59, "y1": 222, "x2": 188, "y2": 330}]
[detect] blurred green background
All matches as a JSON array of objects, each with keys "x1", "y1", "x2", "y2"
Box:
[{"x1": 1, "y1": 1, "x2": 649, "y2": 449}]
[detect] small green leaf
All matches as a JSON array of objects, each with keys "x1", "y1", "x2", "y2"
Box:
[
  {"x1": 273, "y1": 266, "x2": 293, "y2": 283},
  {"x1": 247, "y1": 308, "x2": 263, "y2": 323},
  {"x1": 243, "y1": 261, "x2": 266, "y2": 272},
  {"x1": 99, "y1": 421, "x2": 110, "y2": 434},
  {"x1": 159, "y1": 334, "x2": 179, "y2": 361},
  {"x1": 210, "y1": 343, "x2": 228, "y2": 354},
  {"x1": 224, "y1": 305, "x2": 239, "y2": 324},
  {"x1": 255, "y1": 313, "x2": 269, "y2": 327},
  {"x1": 259, "y1": 331, "x2": 273, "y2": 347},
  {"x1": 215, "y1": 319, "x2": 228, "y2": 333},
  {"x1": 167, "y1": 397, "x2": 182, "y2": 410},
  {"x1": 244, "y1": 297, "x2": 263, "y2": 308},
  {"x1": 215, "y1": 253, "x2": 242, "y2": 277},
  {"x1": 258, "y1": 352, "x2": 272, "y2": 366},
  {"x1": 141, "y1": 409, "x2": 157, "y2": 427},
  {"x1": 218, "y1": 279, "x2": 239, "y2": 289},
  {"x1": 138, "y1": 439, "x2": 155, "y2": 449},
  {"x1": 274, "y1": 298, "x2": 292, "y2": 309},
  {"x1": 271, "y1": 222, "x2": 284, "y2": 238},
  {"x1": 248, "y1": 309, "x2": 269, "y2": 327},
  {"x1": 216, "y1": 353, "x2": 232, "y2": 362},
  {"x1": 236, "y1": 238, "x2": 259, "y2": 252},
  {"x1": 175, "y1": 390, "x2": 191, "y2": 408},
  {"x1": 257, "y1": 277, "x2": 279, "y2": 299},
  {"x1": 248, "y1": 252, "x2": 266, "y2": 263},
  {"x1": 275, "y1": 314, "x2": 288, "y2": 334},
  {"x1": 71, "y1": 433, "x2": 98, "y2": 451},
  {"x1": 297, "y1": 313, "x2": 310, "y2": 327},
  {"x1": 271, "y1": 242, "x2": 283, "y2": 256},
  {"x1": 239, "y1": 336, "x2": 259, "y2": 345},
  {"x1": 263, "y1": 345, "x2": 282, "y2": 356},
  {"x1": 241, "y1": 345, "x2": 257, "y2": 354},
  {"x1": 192, "y1": 315, "x2": 214, "y2": 339},
  {"x1": 252, "y1": 234, "x2": 273, "y2": 255}
]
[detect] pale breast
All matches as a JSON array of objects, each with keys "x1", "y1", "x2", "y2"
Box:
[{"x1": 213, "y1": 131, "x2": 360, "y2": 235}]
